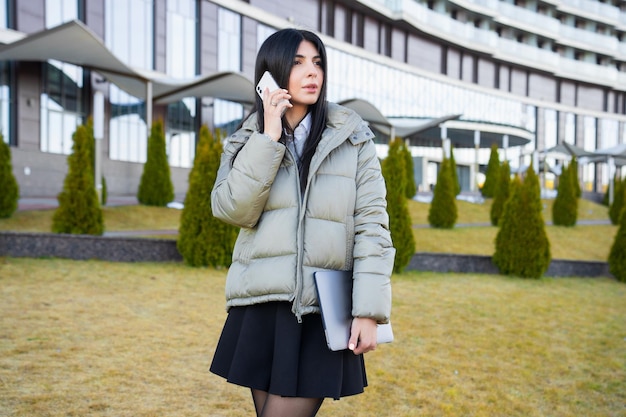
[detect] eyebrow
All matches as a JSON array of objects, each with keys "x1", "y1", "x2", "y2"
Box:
[{"x1": 295, "y1": 54, "x2": 321, "y2": 60}]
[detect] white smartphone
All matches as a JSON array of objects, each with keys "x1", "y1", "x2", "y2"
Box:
[{"x1": 256, "y1": 71, "x2": 281, "y2": 99}]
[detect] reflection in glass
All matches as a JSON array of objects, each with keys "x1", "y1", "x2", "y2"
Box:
[
  {"x1": 0, "y1": 62, "x2": 10, "y2": 143},
  {"x1": 214, "y1": 7, "x2": 243, "y2": 136},
  {"x1": 105, "y1": 0, "x2": 153, "y2": 162},
  {"x1": 45, "y1": 0, "x2": 78, "y2": 28},
  {"x1": 105, "y1": 0, "x2": 153, "y2": 70},
  {"x1": 166, "y1": 0, "x2": 197, "y2": 168},
  {"x1": 583, "y1": 116, "x2": 596, "y2": 191},
  {"x1": 564, "y1": 112, "x2": 575, "y2": 144},
  {"x1": 109, "y1": 85, "x2": 147, "y2": 163},
  {"x1": 40, "y1": 60, "x2": 84, "y2": 154},
  {"x1": 0, "y1": 0, "x2": 6, "y2": 29}
]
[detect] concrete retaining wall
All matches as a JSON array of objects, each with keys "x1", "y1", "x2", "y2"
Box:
[
  {"x1": 0, "y1": 232, "x2": 612, "y2": 278},
  {"x1": 0, "y1": 231, "x2": 182, "y2": 263}
]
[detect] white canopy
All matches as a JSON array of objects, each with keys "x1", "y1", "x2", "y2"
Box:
[{"x1": 0, "y1": 19, "x2": 255, "y2": 105}]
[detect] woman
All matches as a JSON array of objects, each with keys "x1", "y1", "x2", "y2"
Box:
[{"x1": 210, "y1": 28, "x2": 395, "y2": 417}]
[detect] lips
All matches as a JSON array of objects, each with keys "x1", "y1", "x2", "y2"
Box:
[{"x1": 303, "y1": 84, "x2": 318, "y2": 92}]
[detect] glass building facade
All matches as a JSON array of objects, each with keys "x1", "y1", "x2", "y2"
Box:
[{"x1": 1, "y1": 0, "x2": 624, "y2": 197}]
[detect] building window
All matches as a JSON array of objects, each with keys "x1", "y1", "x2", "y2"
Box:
[
  {"x1": 564, "y1": 112, "x2": 575, "y2": 144},
  {"x1": 0, "y1": 2, "x2": 7, "y2": 144},
  {"x1": 106, "y1": 0, "x2": 153, "y2": 163},
  {"x1": 214, "y1": 7, "x2": 243, "y2": 135},
  {"x1": 582, "y1": 116, "x2": 596, "y2": 191},
  {"x1": 41, "y1": 1, "x2": 84, "y2": 154},
  {"x1": 166, "y1": 0, "x2": 197, "y2": 168},
  {"x1": 0, "y1": 62, "x2": 11, "y2": 145},
  {"x1": 544, "y1": 108, "x2": 557, "y2": 150},
  {"x1": 40, "y1": 60, "x2": 85, "y2": 154},
  {"x1": 108, "y1": 87, "x2": 147, "y2": 163}
]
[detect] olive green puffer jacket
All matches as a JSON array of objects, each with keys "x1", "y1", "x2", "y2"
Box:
[{"x1": 211, "y1": 102, "x2": 395, "y2": 323}]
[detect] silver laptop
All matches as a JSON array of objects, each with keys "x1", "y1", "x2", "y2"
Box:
[{"x1": 313, "y1": 270, "x2": 394, "y2": 351}]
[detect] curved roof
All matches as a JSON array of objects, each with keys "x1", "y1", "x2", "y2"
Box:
[{"x1": 0, "y1": 19, "x2": 255, "y2": 104}]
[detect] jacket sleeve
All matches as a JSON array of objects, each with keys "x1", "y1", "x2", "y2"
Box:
[
  {"x1": 351, "y1": 127, "x2": 395, "y2": 324},
  {"x1": 211, "y1": 130, "x2": 286, "y2": 229}
]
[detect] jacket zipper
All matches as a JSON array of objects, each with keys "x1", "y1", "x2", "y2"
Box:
[{"x1": 288, "y1": 147, "x2": 305, "y2": 324}]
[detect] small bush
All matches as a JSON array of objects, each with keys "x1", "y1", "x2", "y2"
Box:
[
  {"x1": 490, "y1": 161, "x2": 510, "y2": 226},
  {"x1": 177, "y1": 126, "x2": 238, "y2": 267},
  {"x1": 400, "y1": 140, "x2": 417, "y2": 199},
  {"x1": 608, "y1": 205, "x2": 626, "y2": 283},
  {"x1": 552, "y1": 161, "x2": 578, "y2": 227},
  {"x1": 101, "y1": 175, "x2": 108, "y2": 206},
  {"x1": 481, "y1": 144, "x2": 500, "y2": 198},
  {"x1": 609, "y1": 175, "x2": 624, "y2": 225},
  {"x1": 137, "y1": 119, "x2": 174, "y2": 206},
  {"x1": 493, "y1": 166, "x2": 551, "y2": 278},
  {"x1": 449, "y1": 145, "x2": 460, "y2": 196},
  {"x1": 52, "y1": 124, "x2": 104, "y2": 235},
  {"x1": 382, "y1": 138, "x2": 415, "y2": 273},
  {"x1": 428, "y1": 156, "x2": 457, "y2": 229},
  {"x1": 0, "y1": 136, "x2": 19, "y2": 218}
]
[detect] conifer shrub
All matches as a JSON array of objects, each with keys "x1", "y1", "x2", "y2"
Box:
[
  {"x1": 0, "y1": 136, "x2": 19, "y2": 218},
  {"x1": 382, "y1": 138, "x2": 415, "y2": 273},
  {"x1": 428, "y1": 156, "x2": 457, "y2": 229},
  {"x1": 137, "y1": 119, "x2": 174, "y2": 206},
  {"x1": 608, "y1": 204, "x2": 626, "y2": 283},
  {"x1": 400, "y1": 139, "x2": 417, "y2": 199},
  {"x1": 449, "y1": 145, "x2": 460, "y2": 195},
  {"x1": 177, "y1": 126, "x2": 238, "y2": 267},
  {"x1": 552, "y1": 161, "x2": 578, "y2": 227},
  {"x1": 481, "y1": 143, "x2": 500, "y2": 198},
  {"x1": 52, "y1": 124, "x2": 104, "y2": 235},
  {"x1": 609, "y1": 175, "x2": 624, "y2": 225},
  {"x1": 101, "y1": 175, "x2": 108, "y2": 206},
  {"x1": 490, "y1": 160, "x2": 510, "y2": 226},
  {"x1": 493, "y1": 165, "x2": 551, "y2": 278},
  {"x1": 570, "y1": 157, "x2": 581, "y2": 198}
]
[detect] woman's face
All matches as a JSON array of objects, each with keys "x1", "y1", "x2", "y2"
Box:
[{"x1": 287, "y1": 40, "x2": 324, "y2": 110}]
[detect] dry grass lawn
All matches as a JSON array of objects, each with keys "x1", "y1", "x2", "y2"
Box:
[{"x1": 1, "y1": 258, "x2": 624, "y2": 416}]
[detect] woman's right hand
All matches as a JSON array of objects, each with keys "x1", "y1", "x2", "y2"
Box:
[{"x1": 262, "y1": 87, "x2": 291, "y2": 141}]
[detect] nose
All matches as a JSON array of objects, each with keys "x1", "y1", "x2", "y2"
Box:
[{"x1": 306, "y1": 61, "x2": 319, "y2": 77}]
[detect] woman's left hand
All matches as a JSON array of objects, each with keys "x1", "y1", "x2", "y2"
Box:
[{"x1": 348, "y1": 317, "x2": 378, "y2": 355}]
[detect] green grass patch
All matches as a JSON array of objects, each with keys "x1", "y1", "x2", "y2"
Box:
[{"x1": 0, "y1": 258, "x2": 624, "y2": 416}]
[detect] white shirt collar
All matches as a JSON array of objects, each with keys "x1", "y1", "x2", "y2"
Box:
[{"x1": 293, "y1": 112, "x2": 312, "y2": 143}]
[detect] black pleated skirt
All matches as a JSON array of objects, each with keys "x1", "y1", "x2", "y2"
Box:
[{"x1": 210, "y1": 302, "x2": 367, "y2": 400}]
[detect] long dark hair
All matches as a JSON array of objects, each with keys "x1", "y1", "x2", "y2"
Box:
[{"x1": 249, "y1": 28, "x2": 329, "y2": 190}]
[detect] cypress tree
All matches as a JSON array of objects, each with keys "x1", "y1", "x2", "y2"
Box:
[
  {"x1": 177, "y1": 126, "x2": 238, "y2": 267},
  {"x1": 449, "y1": 145, "x2": 460, "y2": 196},
  {"x1": 608, "y1": 200, "x2": 626, "y2": 283},
  {"x1": 552, "y1": 161, "x2": 578, "y2": 226},
  {"x1": 137, "y1": 119, "x2": 174, "y2": 206},
  {"x1": 428, "y1": 156, "x2": 457, "y2": 229},
  {"x1": 490, "y1": 160, "x2": 511, "y2": 226},
  {"x1": 493, "y1": 164, "x2": 551, "y2": 278},
  {"x1": 400, "y1": 139, "x2": 417, "y2": 199},
  {"x1": 52, "y1": 124, "x2": 104, "y2": 235},
  {"x1": 0, "y1": 136, "x2": 19, "y2": 218},
  {"x1": 481, "y1": 143, "x2": 500, "y2": 198},
  {"x1": 382, "y1": 138, "x2": 415, "y2": 273},
  {"x1": 609, "y1": 175, "x2": 624, "y2": 225}
]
